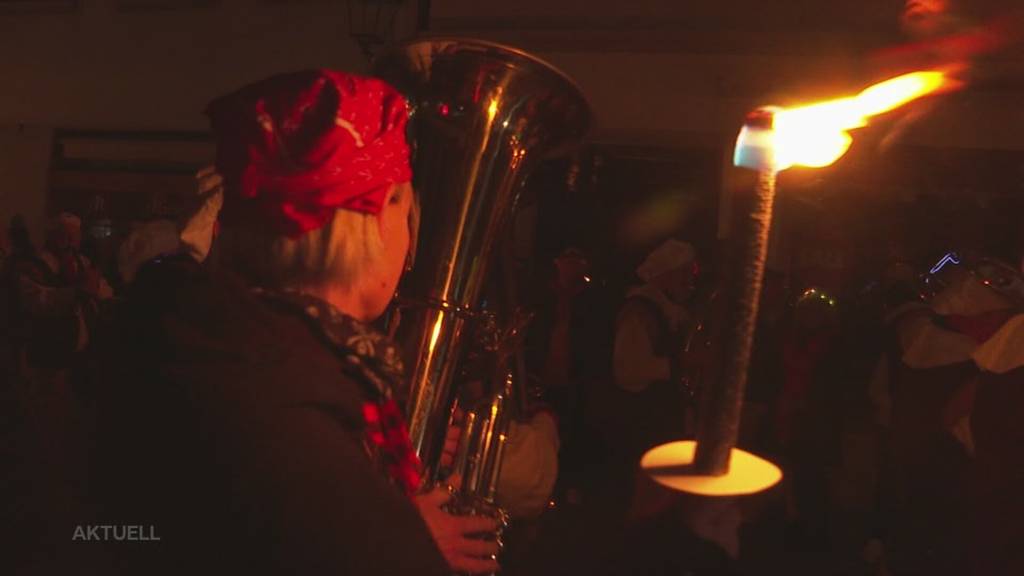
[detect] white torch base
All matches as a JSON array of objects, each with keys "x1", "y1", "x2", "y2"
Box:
[{"x1": 640, "y1": 440, "x2": 783, "y2": 497}]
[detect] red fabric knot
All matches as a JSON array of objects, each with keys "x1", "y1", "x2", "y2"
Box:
[
  {"x1": 361, "y1": 398, "x2": 422, "y2": 496},
  {"x1": 207, "y1": 70, "x2": 412, "y2": 237}
]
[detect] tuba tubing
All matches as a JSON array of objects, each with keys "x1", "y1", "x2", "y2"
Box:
[{"x1": 373, "y1": 38, "x2": 591, "y2": 491}]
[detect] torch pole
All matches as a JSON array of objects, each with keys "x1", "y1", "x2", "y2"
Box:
[
  {"x1": 649, "y1": 68, "x2": 948, "y2": 488},
  {"x1": 693, "y1": 168, "x2": 777, "y2": 475}
]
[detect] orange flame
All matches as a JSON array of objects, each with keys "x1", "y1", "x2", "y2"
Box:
[{"x1": 770, "y1": 71, "x2": 952, "y2": 171}]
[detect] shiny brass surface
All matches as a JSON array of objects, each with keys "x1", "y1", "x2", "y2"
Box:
[{"x1": 373, "y1": 37, "x2": 590, "y2": 482}]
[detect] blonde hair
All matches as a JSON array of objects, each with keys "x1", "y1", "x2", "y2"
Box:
[{"x1": 218, "y1": 182, "x2": 419, "y2": 291}]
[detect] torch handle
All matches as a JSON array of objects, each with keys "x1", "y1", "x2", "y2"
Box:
[{"x1": 693, "y1": 169, "x2": 778, "y2": 475}]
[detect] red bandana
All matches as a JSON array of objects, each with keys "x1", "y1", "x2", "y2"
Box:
[{"x1": 207, "y1": 70, "x2": 412, "y2": 237}]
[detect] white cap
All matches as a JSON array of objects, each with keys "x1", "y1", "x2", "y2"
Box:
[{"x1": 636, "y1": 239, "x2": 696, "y2": 283}]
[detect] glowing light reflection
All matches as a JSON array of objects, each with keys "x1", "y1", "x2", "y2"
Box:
[
  {"x1": 642, "y1": 440, "x2": 783, "y2": 496},
  {"x1": 761, "y1": 71, "x2": 950, "y2": 171},
  {"x1": 428, "y1": 312, "x2": 444, "y2": 354}
]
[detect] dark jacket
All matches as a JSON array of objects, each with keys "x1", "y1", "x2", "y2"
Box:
[
  {"x1": 90, "y1": 257, "x2": 447, "y2": 575},
  {"x1": 970, "y1": 365, "x2": 1024, "y2": 576}
]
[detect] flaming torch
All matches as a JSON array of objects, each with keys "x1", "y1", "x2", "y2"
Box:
[{"x1": 641, "y1": 70, "x2": 954, "y2": 496}]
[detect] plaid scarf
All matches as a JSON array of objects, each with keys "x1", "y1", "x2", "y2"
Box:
[{"x1": 254, "y1": 288, "x2": 422, "y2": 496}]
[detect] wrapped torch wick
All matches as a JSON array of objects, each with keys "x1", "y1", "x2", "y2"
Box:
[
  {"x1": 694, "y1": 108, "x2": 779, "y2": 475},
  {"x1": 694, "y1": 171, "x2": 777, "y2": 474}
]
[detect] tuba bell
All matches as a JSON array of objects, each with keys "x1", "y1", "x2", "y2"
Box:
[{"x1": 373, "y1": 38, "x2": 590, "y2": 509}]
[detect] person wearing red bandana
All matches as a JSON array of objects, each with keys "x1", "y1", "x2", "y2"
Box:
[{"x1": 91, "y1": 70, "x2": 497, "y2": 575}]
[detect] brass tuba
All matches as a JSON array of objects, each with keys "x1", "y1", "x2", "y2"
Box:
[{"x1": 373, "y1": 38, "x2": 590, "y2": 505}]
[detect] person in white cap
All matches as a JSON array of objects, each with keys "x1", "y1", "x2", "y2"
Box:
[
  {"x1": 613, "y1": 239, "x2": 698, "y2": 394},
  {"x1": 598, "y1": 239, "x2": 744, "y2": 561},
  {"x1": 589, "y1": 239, "x2": 698, "y2": 509}
]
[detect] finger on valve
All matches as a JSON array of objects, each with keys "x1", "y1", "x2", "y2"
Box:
[
  {"x1": 441, "y1": 408, "x2": 465, "y2": 469},
  {"x1": 419, "y1": 483, "x2": 454, "y2": 509},
  {"x1": 456, "y1": 535, "x2": 500, "y2": 557},
  {"x1": 454, "y1": 513, "x2": 499, "y2": 536},
  {"x1": 452, "y1": 554, "x2": 500, "y2": 575}
]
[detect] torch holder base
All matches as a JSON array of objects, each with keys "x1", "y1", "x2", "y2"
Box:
[{"x1": 641, "y1": 440, "x2": 782, "y2": 496}]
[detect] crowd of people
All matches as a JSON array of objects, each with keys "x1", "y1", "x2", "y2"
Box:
[
  {"x1": 2, "y1": 67, "x2": 1022, "y2": 576},
  {"x1": 1, "y1": 212, "x2": 112, "y2": 400},
  {"x1": 514, "y1": 230, "x2": 1024, "y2": 575}
]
